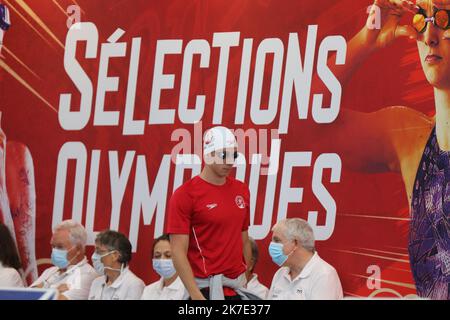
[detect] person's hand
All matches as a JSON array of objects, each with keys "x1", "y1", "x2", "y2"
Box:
[
  {"x1": 57, "y1": 284, "x2": 69, "y2": 293},
  {"x1": 362, "y1": 0, "x2": 419, "y2": 50},
  {"x1": 31, "y1": 282, "x2": 44, "y2": 289},
  {"x1": 190, "y1": 292, "x2": 207, "y2": 300}
]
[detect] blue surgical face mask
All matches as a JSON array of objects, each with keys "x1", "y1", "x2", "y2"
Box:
[
  {"x1": 91, "y1": 251, "x2": 115, "y2": 275},
  {"x1": 51, "y1": 247, "x2": 75, "y2": 269},
  {"x1": 152, "y1": 259, "x2": 177, "y2": 279},
  {"x1": 269, "y1": 242, "x2": 294, "y2": 267}
]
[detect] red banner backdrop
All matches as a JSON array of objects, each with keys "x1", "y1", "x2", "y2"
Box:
[{"x1": 0, "y1": 0, "x2": 435, "y2": 298}]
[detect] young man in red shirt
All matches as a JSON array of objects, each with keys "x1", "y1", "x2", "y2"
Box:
[{"x1": 167, "y1": 126, "x2": 255, "y2": 300}]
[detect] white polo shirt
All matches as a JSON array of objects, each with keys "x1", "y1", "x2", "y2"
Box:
[
  {"x1": 141, "y1": 276, "x2": 188, "y2": 300},
  {"x1": 268, "y1": 252, "x2": 343, "y2": 300},
  {"x1": 30, "y1": 257, "x2": 98, "y2": 300},
  {"x1": 0, "y1": 262, "x2": 24, "y2": 287},
  {"x1": 88, "y1": 267, "x2": 145, "y2": 300},
  {"x1": 246, "y1": 274, "x2": 269, "y2": 300}
]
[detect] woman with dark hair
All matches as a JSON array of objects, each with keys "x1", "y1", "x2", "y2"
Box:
[
  {"x1": 88, "y1": 230, "x2": 144, "y2": 300},
  {"x1": 0, "y1": 222, "x2": 24, "y2": 287},
  {"x1": 141, "y1": 234, "x2": 188, "y2": 300}
]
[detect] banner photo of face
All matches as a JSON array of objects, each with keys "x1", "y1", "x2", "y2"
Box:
[{"x1": 1, "y1": 0, "x2": 449, "y2": 299}]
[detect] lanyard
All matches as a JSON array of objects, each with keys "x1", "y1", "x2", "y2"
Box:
[
  {"x1": 44, "y1": 269, "x2": 70, "y2": 287},
  {"x1": 43, "y1": 260, "x2": 85, "y2": 288},
  {"x1": 100, "y1": 282, "x2": 119, "y2": 300}
]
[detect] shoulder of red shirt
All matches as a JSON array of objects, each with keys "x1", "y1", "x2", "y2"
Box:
[
  {"x1": 226, "y1": 175, "x2": 247, "y2": 187},
  {"x1": 173, "y1": 175, "x2": 250, "y2": 196},
  {"x1": 173, "y1": 176, "x2": 198, "y2": 194},
  {"x1": 227, "y1": 176, "x2": 250, "y2": 195}
]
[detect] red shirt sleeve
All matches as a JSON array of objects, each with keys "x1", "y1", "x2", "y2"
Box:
[
  {"x1": 166, "y1": 186, "x2": 193, "y2": 235},
  {"x1": 242, "y1": 184, "x2": 251, "y2": 232}
]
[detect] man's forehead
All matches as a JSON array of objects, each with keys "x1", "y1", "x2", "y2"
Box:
[
  {"x1": 272, "y1": 225, "x2": 286, "y2": 237},
  {"x1": 53, "y1": 229, "x2": 69, "y2": 237},
  {"x1": 53, "y1": 229, "x2": 69, "y2": 239}
]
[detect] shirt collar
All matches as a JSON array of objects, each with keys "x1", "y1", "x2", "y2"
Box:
[
  {"x1": 108, "y1": 266, "x2": 129, "y2": 289},
  {"x1": 63, "y1": 256, "x2": 88, "y2": 275},
  {"x1": 158, "y1": 276, "x2": 184, "y2": 291},
  {"x1": 248, "y1": 273, "x2": 259, "y2": 284},
  {"x1": 297, "y1": 251, "x2": 319, "y2": 279},
  {"x1": 283, "y1": 251, "x2": 319, "y2": 281},
  {"x1": 48, "y1": 257, "x2": 87, "y2": 283}
]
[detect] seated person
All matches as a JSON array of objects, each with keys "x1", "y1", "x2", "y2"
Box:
[
  {"x1": 89, "y1": 230, "x2": 144, "y2": 300},
  {"x1": 0, "y1": 222, "x2": 24, "y2": 287},
  {"x1": 267, "y1": 218, "x2": 343, "y2": 300},
  {"x1": 141, "y1": 234, "x2": 188, "y2": 300},
  {"x1": 30, "y1": 220, "x2": 98, "y2": 300},
  {"x1": 244, "y1": 237, "x2": 269, "y2": 299}
]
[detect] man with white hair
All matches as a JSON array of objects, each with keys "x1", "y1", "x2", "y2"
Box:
[
  {"x1": 167, "y1": 126, "x2": 255, "y2": 300},
  {"x1": 30, "y1": 220, "x2": 98, "y2": 300},
  {"x1": 267, "y1": 218, "x2": 343, "y2": 300}
]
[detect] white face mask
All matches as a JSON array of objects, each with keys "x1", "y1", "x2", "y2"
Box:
[
  {"x1": 152, "y1": 259, "x2": 176, "y2": 279},
  {"x1": 91, "y1": 251, "x2": 123, "y2": 275}
]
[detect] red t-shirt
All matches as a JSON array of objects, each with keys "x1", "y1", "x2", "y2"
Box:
[{"x1": 166, "y1": 175, "x2": 250, "y2": 279}]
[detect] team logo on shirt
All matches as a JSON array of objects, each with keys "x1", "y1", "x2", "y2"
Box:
[
  {"x1": 206, "y1": 203, "x2": 218, "y2": 210},
  {"x1": 235, "y1": 195, "x2": 245, "y2": 209}
]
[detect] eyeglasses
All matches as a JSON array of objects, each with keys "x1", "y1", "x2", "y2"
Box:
[
  {"x1": 413, "y1": 6, "x2": 450, "y2": 33},
  {"x1": 95, "y1": 247, "x2": 116, "y2": 255},
  {"x1": 216, "y1": 151, "x2": 238, "y2": 160}
]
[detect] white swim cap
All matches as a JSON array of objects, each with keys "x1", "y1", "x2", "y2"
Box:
[{"x1": 203, "y1": 126, "x2": 237, "y2": 156}]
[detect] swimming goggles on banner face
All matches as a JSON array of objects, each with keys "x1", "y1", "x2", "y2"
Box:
[
  {"x1": 0, "y1": 4, "x2": 11, "y2": 31},
  {"x1": 413, "y1": 6, "x2": 450, "y2": 33},
  {"x1": 216, "y1": 151, "x2": 238, "y2": 160}
]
